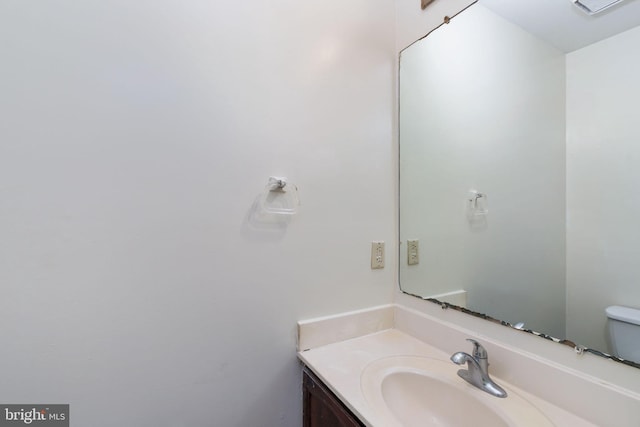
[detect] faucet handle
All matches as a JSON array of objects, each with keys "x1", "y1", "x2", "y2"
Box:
[{"x1": 466, "y1": 338, "x2": 488, "y2": 359}]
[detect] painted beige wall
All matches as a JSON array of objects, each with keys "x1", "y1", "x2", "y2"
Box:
[{"x1": 0, "y1": 1, "x2": 397, "y2": 425}]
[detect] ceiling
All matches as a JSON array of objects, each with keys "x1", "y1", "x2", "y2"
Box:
[{"x1": 480, "y1": 0, "x2": 640, "y2": 52}]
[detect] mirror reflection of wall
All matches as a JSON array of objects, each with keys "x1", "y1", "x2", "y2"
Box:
[
  {"x1": 399, "y1": 4, "x2": 567, "y2": 337},
  {"x1": 566, "y1": 24, "x2": 640, "y2": 358},
  {"x1": 399, "y1": 1, "x2": 640, "y2": 361}
]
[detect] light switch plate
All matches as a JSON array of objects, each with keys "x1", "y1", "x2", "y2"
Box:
[
  {"x1": 408, "y1": 239, "x2": 419, "y2": 265},
  {"x1": 371, "y1": 241, "x2": 384, "y2": 269}
]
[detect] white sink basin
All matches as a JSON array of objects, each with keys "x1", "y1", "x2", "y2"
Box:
[{"x1": 361, "y1": 356, "x2": 554, "y2": 427}]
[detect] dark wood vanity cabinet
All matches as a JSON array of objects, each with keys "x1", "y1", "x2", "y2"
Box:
[{"x1": 302, "y1": 366, "x2": 365, "y2": 427}]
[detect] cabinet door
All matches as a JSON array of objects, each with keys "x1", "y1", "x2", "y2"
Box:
[{"x1": 302, "y1": 367, "x2": 365, "y2": 427}]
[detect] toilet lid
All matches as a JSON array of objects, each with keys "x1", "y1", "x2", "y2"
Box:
[{"x1": 606, "y1": 305, "x2": 640, "y2": 325}]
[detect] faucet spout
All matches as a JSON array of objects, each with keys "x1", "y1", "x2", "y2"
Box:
[{"x1": 450, "y1": 340, "x2": 507, "y2": 398}]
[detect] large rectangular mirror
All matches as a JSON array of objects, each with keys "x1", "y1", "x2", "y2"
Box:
[{"x1": 399, "y1": 0, "x2": 640, "y2": 365}]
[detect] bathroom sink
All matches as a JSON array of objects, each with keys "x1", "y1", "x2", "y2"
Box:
[{"x1": 360, "y1": 356, "x2": 554, "y2": 427}]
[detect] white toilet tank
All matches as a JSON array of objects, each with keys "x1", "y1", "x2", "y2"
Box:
[{"x1": 606, "y1": 305, "x2": 640, "y2": 361}]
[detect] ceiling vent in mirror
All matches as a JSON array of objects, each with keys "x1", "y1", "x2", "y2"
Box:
[{"x1": 572, "y1": 0, "x2": 626, "y2": 14}]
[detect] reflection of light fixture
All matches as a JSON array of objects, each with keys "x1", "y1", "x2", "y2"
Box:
[
  {"x1": 572, "y1": 0, "x2": 626, "y2": 15},
  {"x1": 421, "y1": 0, "x2": 436, "y2": 10}
]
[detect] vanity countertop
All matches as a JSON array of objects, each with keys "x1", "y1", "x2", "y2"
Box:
[{"x1": 298, "y1": 328, "x2": 597, "y2": 427}]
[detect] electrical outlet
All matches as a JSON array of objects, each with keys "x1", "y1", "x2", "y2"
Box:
[
  {"x1": 371, "y1": 241, "x2": 384, "y2": 269},
  {"x1": 408, "y1": 239, "x2": 419, "y2": 265}
]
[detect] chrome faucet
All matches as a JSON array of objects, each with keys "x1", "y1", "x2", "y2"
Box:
[{"x1": 450, "y1": 339, "x2": 508, "y2": 398}]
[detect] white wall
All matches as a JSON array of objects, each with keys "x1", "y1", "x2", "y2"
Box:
[
  {"x1": 566, "y1": 25, "x2": 640, "y2": 352},
  {"x1": 398, "y1": 5, "x2": 567, "y2": 337},
  {"x1": 0, "y1": 1, "x2": 396, "y2": 425}
]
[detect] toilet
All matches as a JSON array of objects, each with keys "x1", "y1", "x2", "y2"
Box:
[{"x1": 605, "y1": 305, "x2": 640, "y2": 361}]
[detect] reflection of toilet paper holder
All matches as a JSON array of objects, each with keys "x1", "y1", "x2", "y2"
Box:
[
  {"x1": 260, "y1": 176, "x2": 299, "y2": 215},
  {"x1": 468, "y1": 190, "x2": 488, "y2": 216}
]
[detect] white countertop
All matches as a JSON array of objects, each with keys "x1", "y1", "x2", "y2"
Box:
[
  {"x1": 299, "y1": 329, "x2": 596, "y2": 426},
  {"x1": 297, "y1": 301, "x2": 618, "y2": 427}
]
